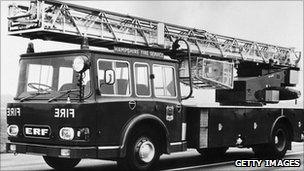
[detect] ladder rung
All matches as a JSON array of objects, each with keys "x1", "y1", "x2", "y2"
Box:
[{"x1": 6, "y1": 0, "x2": 300, "y2": 68}]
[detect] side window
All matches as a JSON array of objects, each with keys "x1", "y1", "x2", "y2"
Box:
[
  {"x1": 134, "y1": 63, "x2": 150, "y2": 96},
  {"x1": 97, "y1": 59, "x2": 131, "y2": 96},
  {"x1": 153, "y1": 65, "x2": 176, "y2": 97}
]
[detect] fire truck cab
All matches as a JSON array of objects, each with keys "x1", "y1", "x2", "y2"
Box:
[{"x1": 7, "y1": 48, "x2": 186, "y2": 170}]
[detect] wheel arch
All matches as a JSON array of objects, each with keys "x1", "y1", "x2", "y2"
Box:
[
  {"x1": 270, "y1": 116, "x2": 293, "y2": 149},
  {"x1": 119, "y1": 114, "x2": 170, "y2": 157}
]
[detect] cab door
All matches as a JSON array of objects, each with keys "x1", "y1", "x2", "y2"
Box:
[
  {"x1": 151, "y1": 63, "x2": 182, "y2": 143},
  {"x1": 132, "y1": 61, "x2": 156, "y2": 117},
  {"x1": 95, "y1": 55, "x2": 135, "y2": 145}
]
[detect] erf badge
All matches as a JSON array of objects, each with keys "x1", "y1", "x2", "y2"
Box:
[{"x1": 166, "y1": 106, "x2": 174, "y2": 121}]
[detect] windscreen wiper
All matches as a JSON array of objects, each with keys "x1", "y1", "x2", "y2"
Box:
[
  {"x1": 20, "y1": 91, "x2": 50, "y2": 102},
  {"x1": 48, "y1": 89, "x2": 79, "y2": 102}
]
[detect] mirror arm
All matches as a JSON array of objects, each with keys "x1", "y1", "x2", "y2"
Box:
[{"x1": 77, "y1": 72, "x2": 84, "y2": 102}]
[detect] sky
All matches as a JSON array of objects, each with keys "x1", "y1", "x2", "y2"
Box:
[{"x1": 0, "y1": 1, "x2": 303, "y2": 108}]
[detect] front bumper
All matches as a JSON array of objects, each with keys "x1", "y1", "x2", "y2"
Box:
[{"x1": 6, "y1": 142, "x2": 120, "y2": 159}]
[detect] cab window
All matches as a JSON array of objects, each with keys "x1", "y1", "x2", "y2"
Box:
[
  {"x1": 58, "y1": 67, "x2": 73, "y2": 90},
  {"x1": 97, "y1": 59, "x2": 131, "y2": 96},
  {"x1": 134, "y1": 63, "x2": 150, "y2": 97},
  {"x1": 17, "y1": 56, "x2": 91, "y2": 99},
  {"x1": 153, "y1": 64, "x2": 176, "y2": 97}
]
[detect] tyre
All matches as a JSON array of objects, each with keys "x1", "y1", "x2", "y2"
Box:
[
  {"x1": 197, "y1": 147, "x2": 228, "y2": 159},
  {"x1": 253, "y1": 123, "x2": 290, "y2": 159},
  {"x1": 117, "y1": 128, "x2": 160, "y2": 171},
  {"x1": 43, "y1": 156, "x2": 81, "y2": 170}
]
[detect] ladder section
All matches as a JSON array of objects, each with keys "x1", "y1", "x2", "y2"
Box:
[{"x1": 8, "y1": 0, "x2": 301, "y2": 67}]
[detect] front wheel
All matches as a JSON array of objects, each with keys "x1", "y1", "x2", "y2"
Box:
[
  {"x1": 43, "y1": 156, "x2": 81, "y2": 170},
  {"x1": 117, "y1": 129, "x2": 160, "y2": 171}
]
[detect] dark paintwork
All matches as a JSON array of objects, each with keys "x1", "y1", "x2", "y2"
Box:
[
  {"x1": 7, "y1": 102, "x2": 99, "y2": 146},
  {"x1": 7, "y1": 50, "x2": 183, "y2": 159},
  {"x1": 186, "y1": 107, "x2": 304, "y2": 150}
]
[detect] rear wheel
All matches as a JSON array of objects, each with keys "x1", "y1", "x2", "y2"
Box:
[
  {"x1": 43, "y1": 156, "x2": 81, "y2": 170},
  {"x1": 117, "y1": 128, "x2": 160, "y2": 171},
  {"x1": 197, "y1": 147, "x2": 228, "y2": 159},
  {"x1": 253, "y1": 123, "x2": 290, "y2": 159}
]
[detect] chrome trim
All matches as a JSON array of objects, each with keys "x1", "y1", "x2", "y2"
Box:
[
  {"x1": 170, "y1": 142, "x2": 186, "y2": 146},
  {"x1": 98, "y1": 146, "x2": 120, "y2": 150},
  {"x1": 182, "y1": 123, "x2": 186, "y2": 141},
  {"x1": 8, "y1": 142, "x2": 95, "y2": 149}
]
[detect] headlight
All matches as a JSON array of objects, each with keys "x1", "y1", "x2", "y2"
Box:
[
  {"x1": 7, "y1": 125, "x2": 19, "y2": 137},
  {"x1": 72, "y1": 56, "x2": 90, "y2": 73},
  {"x1": 59, "y1": 127, "x2": 74, "y2": 140}
]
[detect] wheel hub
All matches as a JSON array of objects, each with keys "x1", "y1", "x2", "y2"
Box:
[
  {"x1": 275, "y1": 136, "x2": 279, "y2": 144},
  {"x1": 274, "y1": 129, "x2": 286, "y2": 152},
  {"x1": 138, "y1": 140, "x2": 155, "y2": 163}
]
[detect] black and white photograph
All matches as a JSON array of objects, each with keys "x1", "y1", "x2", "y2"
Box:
[{"x1": 0, "y1": 0, "x2": 303, "y2": 170}]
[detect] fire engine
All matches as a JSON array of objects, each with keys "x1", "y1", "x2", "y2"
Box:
[{"x1": 6, "y1": 0, "x2": 304, "y2": 170}]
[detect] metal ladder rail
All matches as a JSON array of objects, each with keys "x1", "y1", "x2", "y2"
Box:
[{"x1": 7, "y1": 0, "x2": 301, "y2": 67}]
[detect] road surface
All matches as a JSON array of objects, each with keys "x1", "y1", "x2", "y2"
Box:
[{"x1": 1, "y1": 142, "x2": 303, "y2": 171}]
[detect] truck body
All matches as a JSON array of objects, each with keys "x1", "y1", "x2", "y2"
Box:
[{"x1": 5, "y1": 1, "x2": 304, "y2": 170}]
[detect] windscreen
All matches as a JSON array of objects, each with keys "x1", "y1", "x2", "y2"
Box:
[{"x1": 16, "y1": 55, "x2": 91, "y2": 100}]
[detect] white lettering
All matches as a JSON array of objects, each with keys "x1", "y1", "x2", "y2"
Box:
[
  {"x1": 54, "y1": 108, "x2": 75, "y2": 118},
  {"x1": 54, "y1": 108, "x2": 60, "y2": 117},
  {"x1": 235, "y1": 160, "x2": 263, "y2": 167},
  {"x1": 16, "y1": 108, "x2": 20, "y2": 116},
  {"x1": 7, "y1": 108, "x2": 21, "y2": 116},
  {"x1": 41, "y1": 129, "x2": 48, "y2": 136},
  {"x1": 70, "y1": 109, "x2": 75, "y2": 118},
  {"x1": 25, "y1": 127, "x2": 49, "y2": 136},
  {"x1": 265, "y1": 159, "x2": 301, "y2": 167},
  {"x1": 33, "y1": 128, "x2": 40, "y2": 135},
  {"x1": 235, "y1": 160, "x2": 242, "y2": 167},
  {"x1": 25, "y1": 127, "x2": 32, "y2": 135},
  {"x1": 269, "y1": 160, "x2": 277, "y2": 166},
  {"x1": 60, "y1": 109, "x2": 65, "y2": 117}
]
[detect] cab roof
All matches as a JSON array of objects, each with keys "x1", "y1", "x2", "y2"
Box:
[{"x1": 20, "y1": 49, "x2": 178, "y2": 63}]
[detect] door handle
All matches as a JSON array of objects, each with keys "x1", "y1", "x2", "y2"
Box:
[{"x1": 176, "y1": 104, "x2": 182, "y2": 113}]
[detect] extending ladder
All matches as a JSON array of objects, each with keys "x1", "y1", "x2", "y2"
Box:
[{"x1": 7, "y1": 0, "x2": 301, "y2": 89}]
